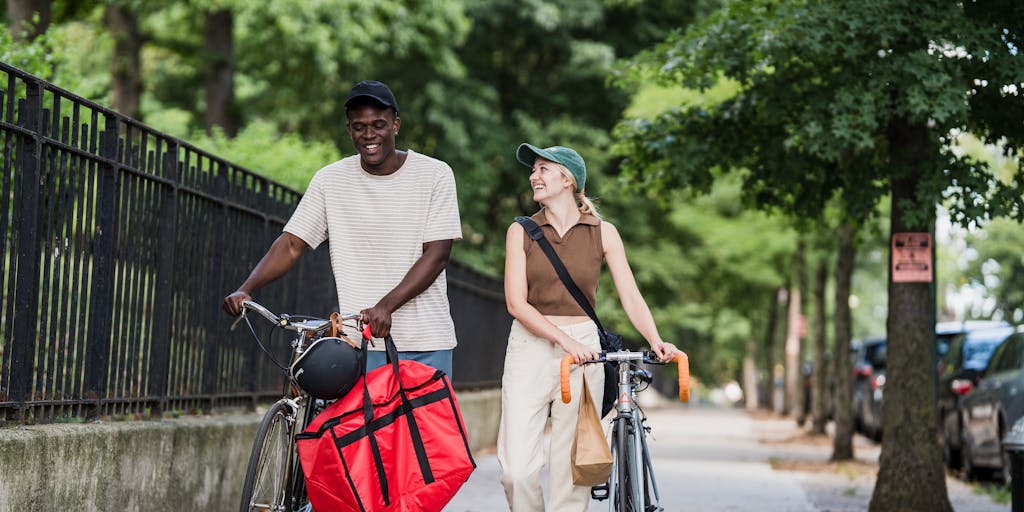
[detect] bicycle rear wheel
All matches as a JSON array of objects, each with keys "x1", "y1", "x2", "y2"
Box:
[{"x1": 240, "y1": 400, "x2": 294, "y2": 512}]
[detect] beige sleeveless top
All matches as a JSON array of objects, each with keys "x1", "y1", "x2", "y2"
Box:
[{"x1": 523, "y1": 209, "x2": 603, "y2": 316}]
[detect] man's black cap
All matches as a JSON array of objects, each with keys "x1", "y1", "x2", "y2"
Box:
[{"x1": 345, "y1": 80, "x2": 399, "y2": 115}]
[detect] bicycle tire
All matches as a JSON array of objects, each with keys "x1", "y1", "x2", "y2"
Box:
[
  {"x1": 240, "y1": 400, "x2": 293, "y2": 512},
  {"x1": 628, "y1": 415, "x2": 645, "y2": 512},
  {"x1": 614, "y1": 416, "x2": 643, "y2": 512}
]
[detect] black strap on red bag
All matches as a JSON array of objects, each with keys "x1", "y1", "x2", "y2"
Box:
[
  {"x1": 515, "y1": 215, "x2": 623, "y2": 417},
  {"x1": 359, "y1": 334, "x2": 434, "y2": 504}
]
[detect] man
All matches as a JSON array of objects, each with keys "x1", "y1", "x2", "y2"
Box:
[{"x1": 222, "y1": 80, "x2": 462, "y2": 375}]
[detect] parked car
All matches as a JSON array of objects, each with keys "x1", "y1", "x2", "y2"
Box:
[
  {"x1": 960, "y1": 327, "x2": 1024, "y2": 482},
  {"x1": 851, "y1": 336, "x2": 887, "y2": 440},
  {"x1": 936, "y1": 325, "x2": 1015, "y2": 469},
  {"x1": 936, "y1": 320, "x2": 1012, "y2": 365},
  {"x1": 849, "y1": 321, "x2": 1009, "y2": 444}
]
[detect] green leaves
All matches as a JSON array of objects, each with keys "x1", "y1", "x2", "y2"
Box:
[{"x1": 614, "y1": 0, "x2": 1024, "y2": 229}]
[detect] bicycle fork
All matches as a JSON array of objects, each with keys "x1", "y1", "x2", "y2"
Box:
[{"x1": 638, "y1": 416, "x2": 661, "y2": 510}]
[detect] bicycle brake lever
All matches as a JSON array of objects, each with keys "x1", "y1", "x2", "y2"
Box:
[{"x1": 230, "y1": 310, "x2": 246, "y2": 331}]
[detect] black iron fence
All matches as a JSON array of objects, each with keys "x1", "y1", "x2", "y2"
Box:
[{"x1": 0, "y1": 63, "x2": 509, "y2": 426}]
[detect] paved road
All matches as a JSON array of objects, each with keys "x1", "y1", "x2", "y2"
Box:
[{"x1": 445, "y1": 404, "x2": 1007, "y2": 512}]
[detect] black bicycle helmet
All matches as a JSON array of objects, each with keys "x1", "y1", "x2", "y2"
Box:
[{"x1": 290, "y1": 337, "x2": 362, "y2": 400}]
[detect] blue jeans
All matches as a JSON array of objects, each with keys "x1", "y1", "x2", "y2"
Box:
[{"x1": 365, "y1": 349, "x2": 453, "y2": 378}]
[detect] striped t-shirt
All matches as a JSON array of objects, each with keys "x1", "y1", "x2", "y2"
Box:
[{"x1": 283, "y1": 150, "x2": 463, "y2": 351}]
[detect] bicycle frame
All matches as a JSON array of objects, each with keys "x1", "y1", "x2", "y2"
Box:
[{"x1": 609, "y1": 355, "x2": 658, "y2": 511}]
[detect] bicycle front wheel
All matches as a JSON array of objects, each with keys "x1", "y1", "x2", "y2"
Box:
[
  {"x1": 240, "y1": 400, "x2": 294, "y2": 512},
  {"x1": 613, "y1": 415, "x2": 643, "y2": 512}
]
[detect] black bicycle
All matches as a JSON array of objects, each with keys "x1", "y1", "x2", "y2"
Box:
[
  {"x1": 232, "y1": 300, "x2": 364, "y2": 512},
  {"x1": 560, "y1": 350, "x2": 690, "y2": 512}
]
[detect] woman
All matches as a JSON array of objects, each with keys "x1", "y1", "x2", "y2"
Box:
[{"x1": 498, "y1": 143, "x2": 680, "y2": 511}]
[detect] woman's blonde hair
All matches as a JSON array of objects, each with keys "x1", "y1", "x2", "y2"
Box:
[{"x1": 554, "y1": 163, "x2": 601, "y2": 218}]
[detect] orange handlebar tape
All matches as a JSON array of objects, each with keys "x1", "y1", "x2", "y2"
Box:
[
  {"x1": 673, "y1": 352, "x2": 691, "y2": 402},
  {"x1": 560, "y1": 355, "x2": 574, "y2": 404}
]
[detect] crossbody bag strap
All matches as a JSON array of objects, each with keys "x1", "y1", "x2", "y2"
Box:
[{"x1": 514, "y1": 216, "x2": 609, "y2": 335}]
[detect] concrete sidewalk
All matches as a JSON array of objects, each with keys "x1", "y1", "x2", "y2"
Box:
[{"x1": 445, "y1": 404, "x2": 1007, "y2": 512}]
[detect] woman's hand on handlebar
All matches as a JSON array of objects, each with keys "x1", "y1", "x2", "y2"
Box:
[
  {"x1": 649, "y1": 340, "x2": 679, "y2": 362},
  {"x1": 222, "y1": 290, "x2": 253, "y2": 316},
  {"x1": 562, "y1": 338, "x2": 600, "y2": 365}
]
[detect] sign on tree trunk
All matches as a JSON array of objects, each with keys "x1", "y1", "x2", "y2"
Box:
[{"x1": 891, "y1": 233, "x2": 932, "y2": 283}]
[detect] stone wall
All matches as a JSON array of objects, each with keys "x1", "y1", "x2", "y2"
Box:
[{"x1": 0, "y1": 389, "x2": 501, "y2": 512}]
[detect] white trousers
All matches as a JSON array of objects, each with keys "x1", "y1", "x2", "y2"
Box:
[{"x1": 497, "y1": 319, "x2": 605, "y2": 512}]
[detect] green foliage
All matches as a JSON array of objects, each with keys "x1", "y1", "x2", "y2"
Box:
[
  {"x1": 0, "y1": 15, "x2": 60, "y2": 80},
  {"x1": 615, "y1": 0, "x2": 1024, "y2": 227},
  {"x1": 188, "y1": 120, "x2": 342, "y2": 192},
  {"x1": 964, "y1": 217, "x2": 1024, "y2": 322},
  {"x1": 596, "y1": 174, "x2": 797, "y2": 382},
  {"x1": 0, "y1": 12, "x2": 112, "y2": 102},
  {"x1": 445, "y1": 0, "x2": 720, "y2": 271}
]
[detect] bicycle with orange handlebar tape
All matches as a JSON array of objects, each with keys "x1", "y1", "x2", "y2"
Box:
[{"x1": 560, "y1": 350, "x2": 689, "y2": 512}]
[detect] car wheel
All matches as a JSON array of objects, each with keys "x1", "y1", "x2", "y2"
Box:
[
  {"x1": 998, "y1": 422, "x2": 1013, "y2": 485},
  {"x1": 943, "y1": 421, "x2": 962, "y2": 470},
  {"x1": 961, "y1": 434, "x2": 978, "y2": 481},
  {"x1": 999, "y1": 447, "x2": 1013, "y2": 486},
  {"x1": 943, "y1": 437, "x2": 962, "y2": 470}
]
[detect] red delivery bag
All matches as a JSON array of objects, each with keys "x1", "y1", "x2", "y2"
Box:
[{"x1": 296, "y1": 334, "x2": 476, "y2": 512}]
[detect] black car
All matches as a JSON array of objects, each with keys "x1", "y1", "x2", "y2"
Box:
[
  {"x1": 960, "y1": 327, "x2": 1024, "y2": 482},
  {"x1": 936, "y1": 325, "x2": 1015, "y2": 469},
  {"x1": 851, "y1": 336, "x2": 886, "y2": 440}
]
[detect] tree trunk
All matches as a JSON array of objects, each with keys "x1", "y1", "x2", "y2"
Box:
[
  {"x1": 774, "y1": 285, "x2": 789, "y2": 414},
  {"x1": 810, "y1": 256, "x2": 829, "y2": 434},
  {"x1": 204, "y1": 9, "x2": 237, "y2": 136},
  {"x1": 743, "y1": 338, "x2": 758, "y2": 412},
  {"x1": 869, "y1": 118, "x2": 951, "y2": 512},
  {"x1": 785, "y1": 241, "x2": 805, "y2": 420},
  {"x1": 832, "y1": 221, "x2": 856, "y2": 460},
  {"x1": 763, "y1": 289, "x2": 780, "y2": 411},
  {"x1": 8, "y1": 0, "x2": 51, "y2": 41},
  {"x1": 108, "y1": 4, "x2": 142, "y2": 120}
]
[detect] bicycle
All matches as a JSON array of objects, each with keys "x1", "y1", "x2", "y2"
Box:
[
  {"x1": 560, "y1": 350, "x2": 690, "y2": 512},
  {"x1": 232, "y1": 300, "x2": 365, "y2": 512}
]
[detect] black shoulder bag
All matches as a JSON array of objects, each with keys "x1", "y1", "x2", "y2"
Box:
[{"x1": 515, "y1": 216, "x2": 623, "y2": 417}]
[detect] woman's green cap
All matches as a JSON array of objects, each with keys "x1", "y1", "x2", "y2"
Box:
[{"x1": 516, "y1": 143, "x2": 587, "y2": 192}]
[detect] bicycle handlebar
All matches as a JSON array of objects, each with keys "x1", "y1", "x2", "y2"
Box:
[
  {"x1": 559, "y1": 351, "x2": 690, "y2": 404},
  {"x1": 235, "y1": 300, "x2": 363, "y2": 334}
]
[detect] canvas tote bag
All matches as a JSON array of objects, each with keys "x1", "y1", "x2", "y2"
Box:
[{"x1": 571, "y1": 374, "x2": 613, "y2": 486}]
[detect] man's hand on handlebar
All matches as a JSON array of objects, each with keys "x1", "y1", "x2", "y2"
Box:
[
  {"x1": 222, "y1": 290, "x2": 253, "y2": 316},
  {"x1": 359, "y1": 304, "x2": 393, "y2": 338},
  {"x1": 649, "y1": 340, "x2": 680, "y2": 362}
]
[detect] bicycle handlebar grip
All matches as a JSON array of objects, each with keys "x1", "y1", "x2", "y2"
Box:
[
  {"x1": 673, "y1": 352, "x2": 690, "y2": 402},
  {"x1": 560, "y1": 355, "x2": 574, "y2": 404}
]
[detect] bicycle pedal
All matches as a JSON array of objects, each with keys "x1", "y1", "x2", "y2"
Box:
[{"x1": 590, "y1": 483, "x2": 609, "y2": 501}]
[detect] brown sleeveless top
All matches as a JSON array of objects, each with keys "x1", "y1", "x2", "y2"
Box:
[{"x1": 523, "y1": 209, "x2": 603, "y2": 316}]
